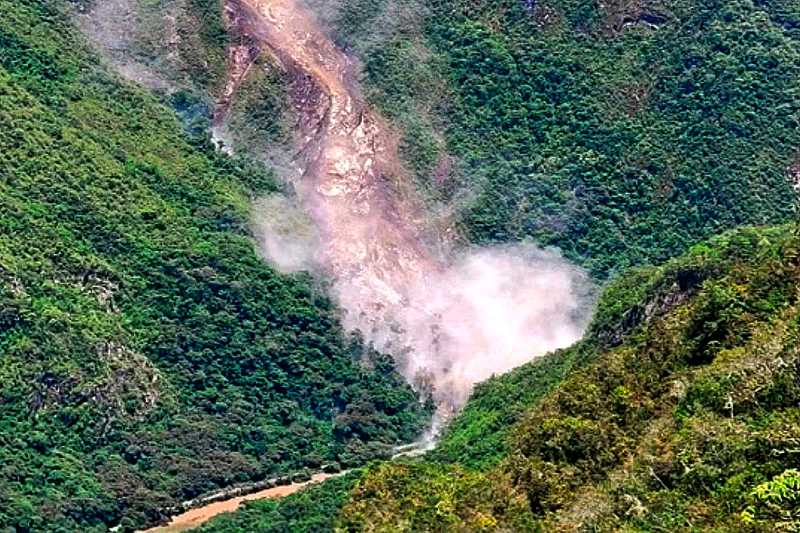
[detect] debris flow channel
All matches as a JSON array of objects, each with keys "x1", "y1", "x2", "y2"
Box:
[
  {"x1": 225, "y1": 0, "x2": 591, "y2": 411},
  {"x1": 141, "y1": 0, "x2": 591, "y2": 528}
]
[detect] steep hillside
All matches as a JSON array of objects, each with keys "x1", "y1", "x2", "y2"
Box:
[
  {"x1": 325, "y1": 0, "x2": 800, "y2": 277},
  {"x1": 73, "y1": 0, "x2": 229, "y2": 98},
  {"x1": 195, "y1": 225, "x2": 800, "y2": 531},
  {"x1": 0, "y1": 2, "x2": 429, "y2": 531},
  {"x1": 341, "y1": 225, "x2": 800, "y2": 531},
  {"x1": 163, "y1": 0, "x2": 800, "y2": 529}
]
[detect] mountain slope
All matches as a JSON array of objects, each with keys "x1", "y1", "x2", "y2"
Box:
[
  {"x1": 340, "y1": 225, "x2": 800, "y2": 531},
  {"x1": 0, "y1": 2, "x2": 429, "y2": 530},
  {"x1": 328, "y1": 0, "x2": 800, "y2": 277},
  {"x1": 189, "y1": 0, "x2": 800, "y2": 529}
]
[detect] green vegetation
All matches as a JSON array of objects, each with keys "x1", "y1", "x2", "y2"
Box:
[
  {"x1": 742, "y1": 469, "x2": 800, "y2": 529},
  {"x1": 333, "y1": 0, "x2": 800, "y2": 277},
  {"x1": 340, "y1": 461, "x2": 533, "y2": 531},
  {"x1": 173, "y1": 0, "x2": 229, "y2": 92},
  {"x1": 198, "y1": 471, "x2": 362, "y2": 533},
  {"x1": 341, "y1": 225, "x2": 800, "y2": 530},
  {"x1": 222, "y1": 55, "x2": 295, "y2": 158},
  {"x1": 0, "y1": 2, "x2": 429, "y2": 531},
  {"x1": 428, "y1": 342, "x2": 593, "y2": 470},
  {"x1": 75, "y1": 0, "x2": 230, "y2": 95},
  {"x1": 144, "y1": 0, "x2": 800, "y2": 529}
]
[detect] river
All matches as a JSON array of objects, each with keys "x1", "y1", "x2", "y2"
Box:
[{"x1": 139, "y1": 473, "x2": 343, "y2": 533}]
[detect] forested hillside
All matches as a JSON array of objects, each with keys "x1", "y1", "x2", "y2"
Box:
[
  {"x1": 341, "y1": 225, "x2": 800, "y2": 530},
  {"x1": 0, "y1": 2, "x2": 429, "y2": 530},
  {"x1": 195, "y1": 1, "x2": 800, "y2": 528},
  {"x1": 4, "y1": 0, "x2": 800, "y2": 531},
  {"x1": 327, "y1": 0, "x2": 800, "y2": 277}
]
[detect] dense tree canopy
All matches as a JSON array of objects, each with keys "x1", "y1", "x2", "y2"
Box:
[
  {"x1": 0, "y1": 1, "x2": 429, "y2": 530},
  {"x1": 334, "y1": 0, "x2": 800, "y2": 277}
]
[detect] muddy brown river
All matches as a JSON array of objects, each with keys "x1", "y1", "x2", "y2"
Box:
[{"x1": 139, "y1": 473, "x2": 341, "y2": 532}]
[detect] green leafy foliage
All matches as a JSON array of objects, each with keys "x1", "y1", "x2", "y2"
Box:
[
  {"x1": 743, "y1": 469, "x2": 800, "y2": 530},
  {"x1": 0, "y1": 2, "x2": 429, "y2": 530},
  {"x1": 335, "y1": 0, "x2": 800, "y2": 278},
  {"x1": 428, "y1": 342, "x2": 593, "y2": 470},
  {"x1": 339, "y1": 462, "x2": 535, "y2": 531},
  {"x1": 341, "y1": 226, "x2": 800, "y2": 530}
]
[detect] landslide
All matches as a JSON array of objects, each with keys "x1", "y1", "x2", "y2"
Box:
[{"x1": 326, "y1": 0, "x2": 800, "y2": 278}]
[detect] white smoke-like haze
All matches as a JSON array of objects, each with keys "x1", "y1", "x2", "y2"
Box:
[
  {"x1": 233, "y1": 0, "x2": 594, "y2": 414},
  {"x1": 255, "y1": 204, "x2": 592, "y2": 410},
  {"x1": 396, "y1": 246, "x2": 589, "y2": 408},
  {"x1": 251, "y1": 194, "x2": 321, "y2": 273}
]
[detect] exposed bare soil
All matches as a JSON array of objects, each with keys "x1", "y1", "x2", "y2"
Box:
[{"x1": 221, "y1": 0, "x2": 588, "y2": 410}]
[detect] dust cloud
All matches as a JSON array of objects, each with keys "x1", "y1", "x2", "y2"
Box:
[
  {"x1": 227, "y1": 0, "x2": 594, "y2": 413},
  {"x1": 254, "y1": 193, "x2": 591, "y2": 410},
  {"x1": 397, "y1": 246, "x2": 590, "y2": 408},
  {"x1": 332, "y1": 243, "x2": 591, "y2": 411}
]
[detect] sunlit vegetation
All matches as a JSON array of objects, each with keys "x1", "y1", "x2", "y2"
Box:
[
  {"x1": 0, "y1": 1, "x2": 430, "y2": 530},
  {"x1": 343, "y1": 225, "x2": 800, "y2": 530},
  {"x1": 161, "y1": 0, "x2": 800, "y2": 529}
]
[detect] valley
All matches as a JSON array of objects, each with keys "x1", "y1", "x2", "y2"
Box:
[{"x1": 1, "y1": 0, "x2": 799, "y2": 531}]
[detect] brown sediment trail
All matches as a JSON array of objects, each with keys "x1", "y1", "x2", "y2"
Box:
[
  {"x1": 231, "y1": 0, "x2": 438, "y2": 276},
  {"x1": 222, "y1": 0, "x2": 452, "y2": 398},
  {"x1": 140, "y1": 473, "x2": 341, "y2": 533}
]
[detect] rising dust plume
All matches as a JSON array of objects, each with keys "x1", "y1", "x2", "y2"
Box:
[{"x1": 227, "y1": 0, "x2": 593, "y2": 414}]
